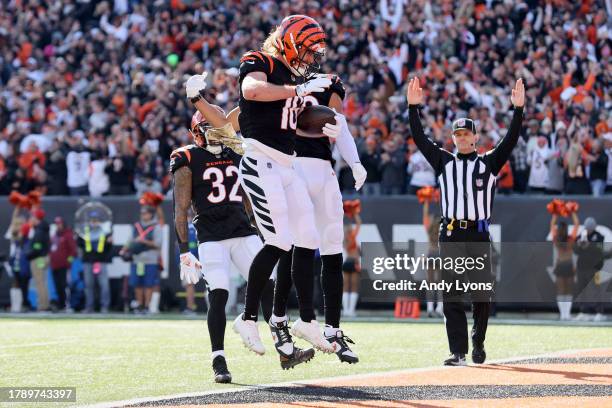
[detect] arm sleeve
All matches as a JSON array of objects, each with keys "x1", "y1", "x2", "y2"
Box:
[
  {"x1": 336, "y1": 122, "x2": 360, "y2": 167},
  {"x1": 408, "y1": 105, "x2": 445, "y2": 174},
  {"x1": 485, "y1": 107, "x2": 524, "y2": 175}
]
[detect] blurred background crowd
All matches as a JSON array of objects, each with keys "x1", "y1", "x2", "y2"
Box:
[{"x1": 0, "y1": 0, "x2": 611, "y2": 197}]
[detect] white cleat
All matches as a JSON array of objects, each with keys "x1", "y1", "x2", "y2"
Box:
[
  {"x1": 232, "y1": 314, "x2": 265, "y2": 355},
  {"x1": 291, "y1": 318, "x2": 334, "y2": 353},
  {"x1": 593, "y1": 313, "x2": 607, "y2": 322}
]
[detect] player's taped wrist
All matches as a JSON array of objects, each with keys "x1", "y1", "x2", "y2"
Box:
[{"x1": 179, "y1": 242, "x2": 190, "y2": 254}]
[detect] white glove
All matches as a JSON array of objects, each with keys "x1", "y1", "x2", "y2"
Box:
[
  {"x1": 180, "y1": 252, "x2": 202, "y2": 285},
  {"x1": 295, "y1": 76, "x2": 332, "y2": 97},
  {"x1": 351, "y1": 163, "x2": 367, "y2": 191},
  {"x1": 322, "y1": 112, "x2": 347, "y2": 139},
  {"x1": 185, "y1": 72, "x2": 208, "y2": 99}
]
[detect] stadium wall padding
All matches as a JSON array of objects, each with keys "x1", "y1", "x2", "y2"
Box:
[{"x1": 1, "y1": 196, "x2": 611, "y2": 309}]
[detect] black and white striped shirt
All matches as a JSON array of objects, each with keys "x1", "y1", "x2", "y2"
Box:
[{"x1": 408, "y1": 105, "x2": 524, "y2": 221}]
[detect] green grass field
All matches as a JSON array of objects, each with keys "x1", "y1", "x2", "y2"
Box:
[{"x1": 0, "y1": 317, "x2": 610, "y2": 406}]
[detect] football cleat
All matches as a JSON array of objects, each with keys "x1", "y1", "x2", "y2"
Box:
[
  {"x1": 232, "y1": 313, "x2": 265, "y2": 355},
  {"x1": 290, "y1": 318, "x2": 334, "y2": 353},
  {"x1": 269, "y1": 318, "x2": 316, "y2": 370},
  {"x1": 212, "y1": 355, "x2": 232, "y2": 383},
  {"x1": 325, "y1": 328, "x2": 359, "y2": 364},
  {"x1": 471, "y1": 342, "x2": 486, "y2": 364},
  {"x1": 444, "y1": 353, "x2": 467, "y2": 366}
]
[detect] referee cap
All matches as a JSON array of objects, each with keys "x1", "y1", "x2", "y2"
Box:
[{"x1": 452, "y1": 118, "x2": 476, "y2": 134}]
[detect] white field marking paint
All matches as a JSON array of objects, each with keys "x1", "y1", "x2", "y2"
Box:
[{"x1": 83, "y1": 347, "x2": 612, "y2": 408}]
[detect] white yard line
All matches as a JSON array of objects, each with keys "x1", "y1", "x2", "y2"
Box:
[{"x1": 82, "y1": 347, "x2": 611, "y2": 408}]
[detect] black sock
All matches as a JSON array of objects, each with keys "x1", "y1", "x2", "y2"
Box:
[
  {"x1": 260, "y1": 279, "x2": 275, "y2": 323},
  {"x1": 321, "y1": 253, "x2": 343, "y2": 328},
  {"x1": 207, "y1": 289, "x2": 228, "y2": 352},
  {"x1": 292, "y1": 247, "x2": 316, "y2": 322},
  {"x1": 273, "y1": 247, "x2": 294, "y2": 318},
  {"x1": 243, "y1": 244, "x2": 284, "y2": 321}
]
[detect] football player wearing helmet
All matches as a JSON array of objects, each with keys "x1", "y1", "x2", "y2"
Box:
[
  {"x1": 185, "y1": 20, "x2": 364, "y2": 363},
  {"x1": 230, "y1": 14, "x2": 337, "y2": 356},
  {"x1": 171, "y1": 108, "x2": 280, "y2": 383}
]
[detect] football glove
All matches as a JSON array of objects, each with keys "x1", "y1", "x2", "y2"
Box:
[
  {"x1": 322, "y1": 112, "x2": 347, "y2": 139},
  {"x1": 295, "y1": 76, "x2": 332, "y2": 97},
  {"x1": 180, "y1": 252, "x2": 202, "y2": 285},
  {"x1": 185, "y1": 72, "x2": 208, "y2": 99},
  {"x1": 351, "y1": 163, "x2": 367, "y2": 191}
]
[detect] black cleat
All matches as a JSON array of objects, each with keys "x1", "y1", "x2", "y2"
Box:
[
  {"x1": 326, "y1": 329, "x2": 359, "y2": 364},
  {"x1": 472, "y1": 342, "x2": 486, "y2": 364},
  {"x1": 280, "y1": 346, "x2": 316, "y2": 370},
  {"x1": 270, "y1": 319, "x2": 316, "y2": 370},
  {"x1": 212, "y1": 355, "x2": 232, "y2": 383},
  {"x1": 443, "y1": 353, "x2": 467, "y2": 366}
]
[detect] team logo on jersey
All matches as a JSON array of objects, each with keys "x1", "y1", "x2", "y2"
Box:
[{"x1": 475, "y1": 178, "x2": 483, "y2": 187}]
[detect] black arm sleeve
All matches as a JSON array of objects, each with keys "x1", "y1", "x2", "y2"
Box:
[
  {"x1": 485, "y1": 107, "x2": 524, "y2": 175},
  {"x1": 408, "y1": 105, "x2": 445, "y2": 174}
]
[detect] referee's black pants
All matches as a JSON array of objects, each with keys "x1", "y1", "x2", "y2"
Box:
[{"x1": 439, "y1": 226, "x2": 493, "y2": 355}]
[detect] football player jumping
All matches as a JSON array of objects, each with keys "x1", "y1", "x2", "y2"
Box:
[
  {"x1": 171, "y1": 108, "x2": 311, "y2": 382},
  {"x1": 231, "y1": 14, "x2": 336, "y2": 356},
  {"x1": 184, "y1": 16, "x2": 366, "y2": 365}
]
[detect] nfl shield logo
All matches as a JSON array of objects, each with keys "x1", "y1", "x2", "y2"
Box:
[
  {"x1": 476, "y1": 178, "x2": 483, "y2": 187},
  {"x1": 457, "y1": 118, "x2": 465, "y2": 127}
]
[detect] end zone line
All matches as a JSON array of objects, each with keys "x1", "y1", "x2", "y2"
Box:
[{"x1": 82, "y1": 347, "x2": 611, "y2": 408}]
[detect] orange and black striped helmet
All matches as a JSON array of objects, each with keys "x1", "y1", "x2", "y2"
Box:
[{"x1": 276, "y1": 15, "x2": 326, "y2": 79}]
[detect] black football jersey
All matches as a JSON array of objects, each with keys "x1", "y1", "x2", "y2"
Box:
[
  {"x1": 295, "y1": 75, "x2": 346, "y2": 162},
  {"x1": 238, "y1": 51, "x2": 301, "y2": 155},
  {"x1": 170, "y1": 145, "x2": 255, "y2": 243}
]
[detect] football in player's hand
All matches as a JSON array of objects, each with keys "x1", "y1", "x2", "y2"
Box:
[{"x1": 297, "y1": 105, "x2": 336, "y2": 138}]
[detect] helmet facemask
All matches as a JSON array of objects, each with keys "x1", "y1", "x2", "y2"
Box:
[
  {"x1": 190, "y1": 122, "x2": 223, "y2": 155},
  {"x1": 293, "y1": 43, "x2": 326, "y2": 79}
]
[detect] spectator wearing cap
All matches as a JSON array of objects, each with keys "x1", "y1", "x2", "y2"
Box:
[
  {"x1": 25, "y1": 208, "x2": 50, "y2": 311},
  {"x1": 77, "y1": 213, "x2": 114, "y2": 313},
  {"x1": 49, "y1": 217, "x2": 77, "y2": 312}
]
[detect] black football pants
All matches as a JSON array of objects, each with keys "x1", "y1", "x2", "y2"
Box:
[{"x1": 439, "y1": 227, "x2": 493, "y2": 355}]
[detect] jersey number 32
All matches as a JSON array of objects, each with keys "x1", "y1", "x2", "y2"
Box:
[{"x1": 203, "y1": 166, "x2": 241, "y2": 204}]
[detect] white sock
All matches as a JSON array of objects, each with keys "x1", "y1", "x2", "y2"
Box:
[
  {"x1": 211, "y1": 350, "x2": 225, "y2": 360},
  {"x1": 10, "y1": 288, "x2": 22, "y2": 313},
  {"x1": 427, "y1": 301, "x2": 434, "y2": 313},
  {"x1": 557, "y1": 295, "x2": 564, "y2": 318},
  {"x1": 563, "y1": 295, "x2": 573, "y2": 318},
  {"x1": 324, "y1": 324, "x2": 339, "y2": 338},
  {"x1": 342, "y1": 292, "x2": 349, "y2": 313},
  {"x1": 148, "y1": 292, "x2": 160, "y2": 313},
  {"x1": 270, "y1": 314, "x2": 288, "y2": 324},
  {"x1": 349, "y1": 292, "x2": 359, "y2": 314}
]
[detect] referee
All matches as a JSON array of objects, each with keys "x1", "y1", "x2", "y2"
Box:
[{"x1": 407, "y1": 77, "x2": 525, "y2": 366}]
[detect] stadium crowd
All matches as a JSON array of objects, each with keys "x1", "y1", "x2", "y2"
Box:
[{"x1": 0, "y1": 0, "x2": 610, "y2": 197}]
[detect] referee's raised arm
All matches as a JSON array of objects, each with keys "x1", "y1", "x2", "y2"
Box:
[
  {"x1": 406, "y1": 77, "x2": 446, "y2": 174},
  {"x1": 484, "y1": 79, "x2": 526, "y2": 175}
]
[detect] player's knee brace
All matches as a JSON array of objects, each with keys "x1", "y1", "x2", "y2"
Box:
[{"x1": 207, "y1": 289, "x2": 229, "y2": 352}]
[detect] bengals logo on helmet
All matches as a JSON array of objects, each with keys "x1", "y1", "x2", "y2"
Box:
[{"x1": 276, "y1": 15, "x2": 326, "y2": 79}]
